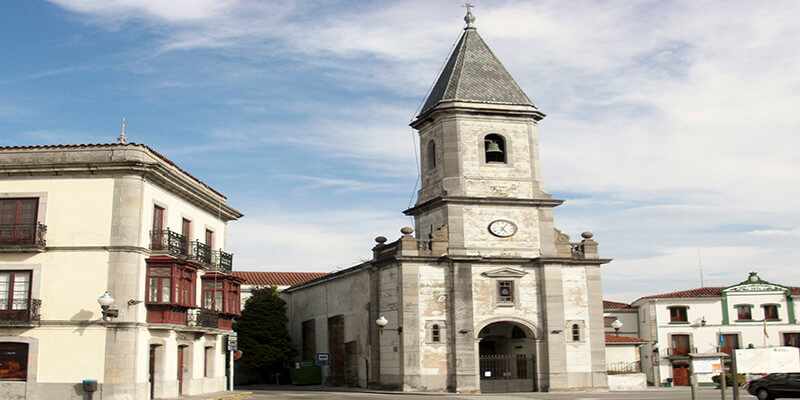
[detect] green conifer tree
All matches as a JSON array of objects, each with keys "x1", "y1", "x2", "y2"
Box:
[{"x1": 233, "y1": 286, "x2": 297, "y2": 375}]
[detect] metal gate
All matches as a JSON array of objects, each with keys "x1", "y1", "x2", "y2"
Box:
[{"x1": 479, "y1": 354, "x2": 536, "y2": 393}]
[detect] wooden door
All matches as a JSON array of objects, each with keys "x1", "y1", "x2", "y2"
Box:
[
  {"x1": 177, "y1": 346, "x2": 185, "y2": 395},
  {"x1": 673, "y1": 364, "x2": 690, "y2": 386},
  {"x1": 327, "y1": 315, "x2": 345, "y2": 384},
  {"x1": 149, "y1": 345, "x2": 157, "y2": 399}
]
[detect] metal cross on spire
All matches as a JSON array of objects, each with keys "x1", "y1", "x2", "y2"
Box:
[
  {"x1": 462, "y1": 2, "x2": 476, "y2": 28},
  {"x1": 117, "y1": 117, "x2": 128, "y2": 144}
]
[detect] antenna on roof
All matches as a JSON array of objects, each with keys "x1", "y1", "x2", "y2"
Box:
[
  {"x1": 117, "y1": 117, "x2": 128, "y2": 144},
  {"x1": 698, "y1": 250, "x2": 704, "y2": 287}
]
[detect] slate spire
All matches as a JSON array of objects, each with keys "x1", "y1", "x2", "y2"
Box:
[{"x1": 420, "y1": 10, "x2": 536, "y2": 114}]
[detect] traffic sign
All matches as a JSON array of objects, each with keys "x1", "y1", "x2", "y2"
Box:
[{"x1": 315, "y1": 353, "x2": 330, "y2": 366}]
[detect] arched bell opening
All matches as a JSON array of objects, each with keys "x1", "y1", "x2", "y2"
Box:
[{"x1": 477, "y1": 321, "x2": 538, "y2": 392}]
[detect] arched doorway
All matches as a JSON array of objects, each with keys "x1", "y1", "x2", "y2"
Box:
[{"x1": 477, "y1": 321, "x2": 537, "y2": 393}]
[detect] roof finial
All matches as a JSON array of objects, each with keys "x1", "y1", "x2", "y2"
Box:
[
  {"x1": 117, "y1": 117, "x2": 128, "y2": 144},
  {"x1": 462, "y1": 2, "x2": 476, "y2": 29}
]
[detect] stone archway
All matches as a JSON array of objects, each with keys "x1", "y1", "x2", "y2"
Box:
[{"x1": 476, "y1": 320, "x2": 538, "y2": 393}]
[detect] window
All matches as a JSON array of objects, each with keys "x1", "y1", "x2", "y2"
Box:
[
  {"x1": 0, "y1": 343, "x2": 28, "y2": 381},
  {"x1": 0, "y1": 271, "x2": 32, "y2": 320},
  {"x1": 572, "y1": 324, "x2": 580, "y2": 341},
  {"x1": 427, "y1": 140, "x2": 436, "y2": 169},
  {"x1": 784, "y1": 333, "x2": 800, "y2": 348},
  {"x1": 205, "y1": 229, "x2": 214, "y2": 248},
  {"x1": 763, "y1": 305, "x2": 779, "y2": 321},
  {"x1": 736, "y1": 305, "x2": 752, "y2": 321},
  {"x1": 671, "y1": 334, "x2": 690, "y2": 356},
  {"x1": 146, "y1": 264, "x2": 195, "y2": 307},
  {"x1": 182, "y1": 218, "x2": 192, "y2": 253},
  {"x1": 432, "y1": 324, "x2": 441, "y2": 342},
  {"x1": 0, "y1": 198, "x2": 38, "y2": 245},
  {"x1": 153, "y1": 206, "x2": 164, "y2": 232},
  {"x1": 203, "y1": 280, "x2": 224, "y2": 311},
  {"x1": 484, "y1": 134, "x2": 507, "y2": 163},
  {"x1": 669, "y1": 306, "x2": 688, "y2": 322},
  {"x1": 497, "y1": 280, "x2": 513, "y2": 304}
]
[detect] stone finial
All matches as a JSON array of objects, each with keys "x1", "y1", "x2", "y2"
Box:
[
  {"x1": 375, "y1": 236, "x2": 387, "y2": 244},
  {"x1": 117, "y1": 117, "x2": 128, "y2": 144},
  {"x1": 581, "y1": 231, "x2": 594, "y2": 239},
  {"x1": 400, "y1": 227, "x2": 414, "y2": 235},
  {"x1": 462, "y1": 2, "x2": 475, "y2": 28}
]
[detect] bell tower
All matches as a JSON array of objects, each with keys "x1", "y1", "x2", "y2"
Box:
[{"x1": 405, "y1": 10, "x2": 562, "y2": 258}]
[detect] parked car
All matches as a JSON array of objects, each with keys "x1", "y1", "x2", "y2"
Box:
[{"x1": 747, "y1": 373, "x2": 800, "y2": 400}]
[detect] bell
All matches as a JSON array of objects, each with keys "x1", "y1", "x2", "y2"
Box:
[{"x1": 486, "y1": 141, "x2": 502, "y2": 153}]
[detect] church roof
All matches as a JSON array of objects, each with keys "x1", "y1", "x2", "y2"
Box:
[
  {"x1": 420, "y1": 25, "x2": 535, "y2": 114},
  {"x1": 232, "y1": 271, "x2": 329, "y2": 287}
]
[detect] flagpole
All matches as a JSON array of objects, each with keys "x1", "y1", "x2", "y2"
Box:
[{"x1": 763, "y1": 319, "x2": 767, "y2": 347}]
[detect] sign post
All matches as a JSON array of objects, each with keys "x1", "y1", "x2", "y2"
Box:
[
  {"x1": 228, "y1": 332, "x2": 238, "y2": 391},
  {"x1": 315, "y1": 353, "x2": 330, "y2": 366},
  {"x1": 690, "y1": 352, "x2": 727, "y2": 400}
]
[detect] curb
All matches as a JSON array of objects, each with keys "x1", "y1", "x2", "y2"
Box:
[{"x1": 203, "y1": 392, "x2": 252, "y2": 400}]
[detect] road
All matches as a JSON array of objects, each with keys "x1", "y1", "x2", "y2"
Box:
[{"x1": 241, "y1": 386, "x2": 758, "y2": 400}]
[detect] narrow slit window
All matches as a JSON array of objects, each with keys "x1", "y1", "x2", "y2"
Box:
[
  {"x1": 572, "y1": 324, "x2": 580, "y2": 341},
  {"x1": 427, "y1": 140, "x2": 436, "y2": 169},
  {"x1": 432, "y1": 324, "x2": 440, "y2": 342}
]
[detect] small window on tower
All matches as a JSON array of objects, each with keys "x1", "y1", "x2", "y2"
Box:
[
  {"x1": 572, "y1": 324, "x2": 580, "y2": 341},
  {"x1": 497, "y1": 280, "x2": 513, "y2": 304},
  {"x1": 432, "y1": 324, "x2": 440, "y2": 342},
  {"x1": 427, "y1": 140, "x2": 436, "y2": 169},
  {"x1": 484, "y1": 134, "x2": 506, "y2": 164}
]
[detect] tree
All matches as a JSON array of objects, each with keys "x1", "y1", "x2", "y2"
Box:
[{"x1": 233, "y1": 286, "x2": 297, "y2": 376}]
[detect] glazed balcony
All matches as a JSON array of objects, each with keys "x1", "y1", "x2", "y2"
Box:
[
  {"x1": 149, "y1": 229, "x2": 188, "y2": 258},
  {"x1": 0, "y1": 299, "x2": 42, "y2": 324},
  {"x1": 0, "y1": 223, "x2": 47, "y2": 252}
]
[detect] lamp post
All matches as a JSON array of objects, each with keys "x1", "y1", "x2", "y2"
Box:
[
  {"x1": 376, "y1": 315, "x2": 388, "y2": 334},
  {"x1": 97, "y1": 291, "x2": 118, "y2": 321},
  {"x1": 611, "y1": 319, "x2": 623, "y2": 336}
]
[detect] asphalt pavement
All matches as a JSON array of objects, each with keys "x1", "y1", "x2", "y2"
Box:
[{"x1": 239, "y1": 385, "x2": 759, "y2": 400}]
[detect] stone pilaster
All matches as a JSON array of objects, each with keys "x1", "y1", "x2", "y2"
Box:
[
  {"x1": 448, "y1": 260, "x2": 478, "y2": 392},
  {"x1": 586, "y1": 265, "x2": 608, "y2": 388},
  {"x1": 539, "y1": 263, "x2": 567, "y2": 390}
]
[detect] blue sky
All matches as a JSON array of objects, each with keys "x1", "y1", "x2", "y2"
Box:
[{"x1": 2, "y1": 1, "x2": 799, "y2": 302}]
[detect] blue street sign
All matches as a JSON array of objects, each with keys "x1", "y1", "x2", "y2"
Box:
[{"x1": 315, "y1": 352, "x2": 330, "y2": 366}]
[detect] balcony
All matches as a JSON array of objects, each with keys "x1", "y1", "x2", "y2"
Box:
[
  {"x1": 666, "y1": 347, "x2": 696, "y2": 357},
  {"x1": 209, "y1": 250, "x2": 233, "y2": 274},
  {"x1": 0, "y1": 299, "x2": 42, "y2": 324},
  {"x1": 188, "y1": 308, "x2": 219, "y2": 329},
  {"x1": 0, "y1": 223, "x2": 46, "y2": 252},
  {"x1": 150, "y1": 229, "x2": 188, "y2": 258},
  {"x1": 190, "y1": 240, "x2": 212, "y2": 265}
]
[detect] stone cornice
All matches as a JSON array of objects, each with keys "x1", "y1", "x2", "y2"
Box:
[
  {"x1": 0, "y1": 144, "x2": 243, "y2": 221},
  {"x1": 404, "y1": 195, "x2": 564, "y2": 216},
  {"x1": 411, "y1": 100, "x2": 545, "y2": 130}
]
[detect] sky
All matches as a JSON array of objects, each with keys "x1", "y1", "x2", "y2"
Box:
[{"x1": 1, "y1": 1, "x2": 799, "y2": 302}]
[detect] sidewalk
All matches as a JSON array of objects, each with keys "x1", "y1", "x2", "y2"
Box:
[{"x1": 170, "y1": 390, "x2": 252, "y2": 400}]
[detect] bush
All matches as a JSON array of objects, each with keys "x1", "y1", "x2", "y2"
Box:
[{"x1": 711, "y1": 373, "x2": 745, "y2": 386}]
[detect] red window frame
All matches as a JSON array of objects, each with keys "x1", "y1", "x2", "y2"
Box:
[
  {"x1": 764, "y1": 305, "x2": 779, "y2": 321},
  {"x1": 202, "y1": 275, "x2": 241, "y2": 315},
  {"x1": 669, "y1": 307, "x2": 688, "y2": 322},
  {"x1": 153, "y1": 206, "x2": 164, "y2": 232},
  {"x1": 0, "y1": 342, "x2": 28, "y2": 381},
  {"x1": 182, "y1": 218, "x2": 192, "y2": 253},
  {"x1": 0, "y1": 271, "x2": 32, "y2": 318},
  {"x1": 0, "y1": 199, "x2": 38, "y2": 244},
  {"x1": 146, "y1": 262, "x2": 196, "y2": 307},
  {"x1": 205, "y1": 229, "x2": 214, "y2": 248}
]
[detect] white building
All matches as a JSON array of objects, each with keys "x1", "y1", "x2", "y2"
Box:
[
  {"x1": 607, "y1": 272, "x2": 800, "y2": 387},
  {"x1": 0, "y1": 143, "x2": 243, "y2": 399}
]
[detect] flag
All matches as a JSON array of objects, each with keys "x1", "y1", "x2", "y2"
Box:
[
  {"x1": 719, "y1": 333, "x2": 724, "y2": 346},
  {"x1": 764, "y1": 320, "x2": 770, "y2": 338}
]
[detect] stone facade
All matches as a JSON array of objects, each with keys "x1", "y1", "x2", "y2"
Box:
[
  {"x1": 283, "y1": 16, "x2": 610, "y2": 393},
  {"x1": 0, "y1": 144, "x2": 243, "y2": 399}
]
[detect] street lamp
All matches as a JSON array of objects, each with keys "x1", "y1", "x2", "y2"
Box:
[
  {"x1": 376, "y1": 316, "x2": 388, "y2": 334},
  {"x1": 611, "y1": 319, "x2": 623, "y2": 336},
  {"x1": 98, "y1": 291, "x2": 119, "y2": 321}
]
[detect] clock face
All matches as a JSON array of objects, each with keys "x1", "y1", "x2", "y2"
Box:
[{"x1": 488, "y1": 220, "x2": 517, "y2": 237}]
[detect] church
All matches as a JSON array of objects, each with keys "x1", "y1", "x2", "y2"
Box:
[{"x1": 282, "y1": 9, "x2": 611, "y2": 393}]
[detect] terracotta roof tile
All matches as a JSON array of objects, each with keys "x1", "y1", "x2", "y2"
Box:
[
  {"x1": 640, "y1": 286, "x2": 726, "y2": 299},
  {"x1": 603, "y1": 300, "x2": 632, "y2": 309},
  {"x1": 232, "y1": 271, "x2": 329, "y2": 287},
  {"x1": 605, "y1": 334, "x2": 649, "y2": 344},
  {"x1": 0, "y1": 143, "x2": 226, "y2": 199}
]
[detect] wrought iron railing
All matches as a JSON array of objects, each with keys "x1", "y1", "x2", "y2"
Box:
[
  {"x1": 191, "y1": 240, "x2": 212, "y2": 265},
  {"x1": 209, "y1": 250, "x2": 233, "y2": 274},
  {"x1": 188, "y1": 308, "x2": 219, "y2": 329},
  {"x1": 607, "y1": 361, "x2": 641, "y2": 374},
  {"x1": 0, "y1": 223, "x2": 47, "y2": 248},
  {"x1": 0, "y1": 299, "x2": 41, "y2": 322},
  {"x1": 150, "y1": 229, "x2": 188, "y2": 258}
]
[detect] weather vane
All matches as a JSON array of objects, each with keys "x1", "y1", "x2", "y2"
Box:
[
  {"x1": 462, "y1": 2, "x2": 476, "y2": 28},
  {"x1": 117, "y1": 117, "x2": 128, "y2": 144}
]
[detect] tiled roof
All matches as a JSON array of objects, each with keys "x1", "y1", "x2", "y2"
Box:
[
  {"x1": 232, "y1": 271, "x2": 329, "y2": 287},
  {"x1": 0, "y1": 143, "x2": 226, "y2": 199},
  {"x1": 640, "y1": 287, "x2": 726, "y2": 299},
  {"x1": 603, "y1": 300, "x2": 632, "y2": 309},
  {"x1": 420, "y1": 26, "x2": 534, "y2": 114},
  {"x1": 605, "y1": 334, "x2": 649, "y2": 344}
]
